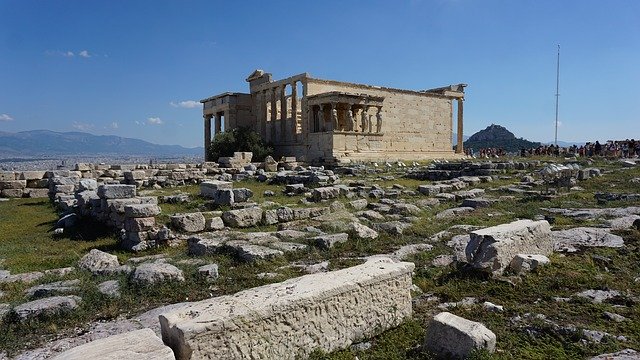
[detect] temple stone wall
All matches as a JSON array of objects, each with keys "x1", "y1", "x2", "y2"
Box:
[
  {"x1": 201, "y1": 70, "x2": 464, "y2": 163},
  {"x1": 305, "y1": 79, "x2": 455, "y2": 161}
]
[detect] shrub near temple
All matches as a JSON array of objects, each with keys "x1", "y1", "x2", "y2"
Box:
[{"x1": 207, "y1": 126, "x2": 273, "y2": 162}]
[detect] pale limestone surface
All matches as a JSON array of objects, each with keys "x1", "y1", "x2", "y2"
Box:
[
  {"x1": 348, "y1": 222, "x2": 379, "y2": 239},
  {"x1": 509, "y1": 254, "x2": 550, "y2": 274},
  {"x1": 221, "y1": 207, "x2": 263, "y2": 227},
  {"x1": 78, "y1": 249, "x2": 126, "y2": 275},
  {"x1": 97, "y1": 184, "x2": 136, "y2": 199},
  {"x1": 131, "y1": 261, "x2": 185, "y2": 285},
  {"x1": 424, "y1": 312, "x2": 496, "y2": 359},
  {"x1": 589, "y1": 349, "x2": 639, "y2": 360},
  {"x1": 170, "y1": 212, "x2": 206, "y2": 233},
  {"x1": 50, "y1": 329, "x2": 174, "y2": 360},
  {"x1": 13, "y1": 295, "x2": 82, "y2": 321},
  {"x1": 552, "y1": 227, "x2": 624, "y2": 252},
  {"x1": 159, "y1": 257, "x2": 414, "y2": 360},
  {"x1": 466, "y1": 220, "x2": 552, "y2": 275}
]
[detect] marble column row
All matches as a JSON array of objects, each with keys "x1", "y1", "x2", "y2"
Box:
[
  {"x1": 258, "y1": 82, "x2": 300, "y2": 144},
  {"x1": 203, "y1": 112, "x2": 225, "y2": 161}
]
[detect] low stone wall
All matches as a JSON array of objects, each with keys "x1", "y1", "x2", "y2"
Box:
[
  {"x1": 159, "y1": 257, "x2": 414, "y2": 360},
  {"x1": 0, "y1": 170, "x2": 50, "y2": 198},
  {"x1": 407, "y1": 161, "x2": 540, "y2": 180}
]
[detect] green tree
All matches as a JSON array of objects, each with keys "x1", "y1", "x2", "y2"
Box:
[{"x1": 207, "y1": 126, "x2": 273, "y2": 162}]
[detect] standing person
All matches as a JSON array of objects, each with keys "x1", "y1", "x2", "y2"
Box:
[{"x1": 595, "y1": 141, "x2": 602, "y2": 156}]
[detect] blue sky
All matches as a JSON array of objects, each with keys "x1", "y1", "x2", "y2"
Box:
[{"x1": 1, "y1": 0, "x2": 638, "y2": 147}]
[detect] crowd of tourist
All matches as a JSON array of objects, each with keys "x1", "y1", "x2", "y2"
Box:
[
  {"x1": 520, "y1": 139, "x2": 640, "y2": 158},
  {"x1": 466, "y1": 139, "x2": 640, "y2": 159},
  {"x1": 464, "y1": 148, "x2": 506, "y2": 158}
]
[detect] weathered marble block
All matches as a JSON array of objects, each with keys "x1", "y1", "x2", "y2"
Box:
[
  {"x1": 200, "y1": 180, "x2": 233, "y2": 198},
  {"x1": 424, "y1": 312, "x2": 496, "y2": 359},
  {"x1": 159, "y1": 257, "x2": 414, "y2": 360},
  {"x1": 98, "y1": 184, "x2": 136, "y2": 199},
  {"x1": 124, "y1": 204, "x2": 161, "y2": 218},
  {"x1": 51, "y1": 328, "x2": 174, "y2": 360},
  {"x1": 19, "y1": 171, "x2": 46, "y2": 180},
  {"x1": 466, "y1": 219, "x2": 552, "y2": 275}
]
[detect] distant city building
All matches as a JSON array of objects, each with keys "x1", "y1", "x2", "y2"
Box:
[{"x1": 201, "y1": 70, "x2": 466, "y2": 164}]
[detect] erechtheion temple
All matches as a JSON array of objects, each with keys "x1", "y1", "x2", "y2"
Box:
[{"x1": 201, "y1": 70, "x2": 466, "y2": 164}]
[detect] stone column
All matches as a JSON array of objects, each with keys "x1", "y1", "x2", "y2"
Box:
[
  {"x1": 215, "y1": 113, "x2": 222, "y2": 134},
  {"x1": 204, "y1": 114, "x2": 212, "y2": 161},
  {"x1": 261, "y1": 90, "x2": 268, "y2": 140},
  {"x1": 456, "y1": 98, "x2": 464, "y2": 154},
  {"x1": 279, "y1": 86, "x2": 287, "y2": 141},
  {"x1": 270, "y1": 87, "x2": 277, "y2": 141},
  {"x1": 291, "y1": 82, "x2": 298, "y2": 137},
  {"x1": 223, "y1": 110, "x2": 230, "y2": 133},
  {"x1": 229, "y1": 109, "x2": 238, "y2": 129}
]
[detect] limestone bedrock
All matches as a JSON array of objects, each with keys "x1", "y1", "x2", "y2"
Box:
[{"x1": 159, "y1": 257, "x2": 414, "y2": 360}]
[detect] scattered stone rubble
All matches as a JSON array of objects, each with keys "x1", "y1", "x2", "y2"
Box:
[{"x1": 2, "y1": 157, "x2": 638, "y2": 358}]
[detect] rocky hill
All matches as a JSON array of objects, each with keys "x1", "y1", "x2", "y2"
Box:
[
  {"x1": 0, "y1": 130, "x2": 202, "y2": 158},
  {"x1": 463, "y1": 124, "x2": 541, "y2": 152}
]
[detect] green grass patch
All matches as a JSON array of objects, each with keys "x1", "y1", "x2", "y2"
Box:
[{"x1": 0, "y1": 198, "x2": 118, "y2": 273}]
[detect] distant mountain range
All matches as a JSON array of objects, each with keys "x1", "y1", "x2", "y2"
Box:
[
  {"x1": 543, "y1": 140, "x2": 585, "y2": 147},
  {"x1": 0, "y1": 130, "x2": 203, "y2": 157}
]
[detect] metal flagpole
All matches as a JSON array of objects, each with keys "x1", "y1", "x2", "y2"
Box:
[{"x1": 554, "y1": 44, "x2": 560, "y2": 146}]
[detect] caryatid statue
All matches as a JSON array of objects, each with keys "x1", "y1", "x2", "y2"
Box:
[
  {"x1": 317, "y1": 105, "x2": 324, "y2": 126},
  {"x1": 331, "y1": 105, "x2": 338, "y2": 130},
  {"x1": 360, "y1": 107, "x2": 368, "y2": 133},
  {"x1": 347, "y1": 108, "x2": 356, "y2": 131},
  {"x1": 376, "y1": 108, "x2": 383, "y2": 133}
]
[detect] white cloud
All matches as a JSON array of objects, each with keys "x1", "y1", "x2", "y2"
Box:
[
  {"x1": 45, "y1": 50, "x2": 75, "y2": 57},
  {"x1": 72, "y1": 121, "x2": 93, "y2": 131},
  {"x1": 0, "y1": 114, "x2": 13, "y2": 121},
  {"x1": 45, "y1": 50, "x2": 101, "y2": 58},
  {"x1": 146, "y1": 117, "x2": 163, "y2": 125},
  {"x1": 170, "y1": 100, "x2": 200, "y2": 109},
  {"x1": 108, "y1": 122, "x2": 119, "y2": 129}
]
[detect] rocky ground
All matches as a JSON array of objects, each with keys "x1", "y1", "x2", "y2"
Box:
[{"x1": 0, "y1": 157, "x2": 639, "y2": 359}]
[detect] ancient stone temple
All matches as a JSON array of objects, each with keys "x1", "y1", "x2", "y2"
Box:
[{"x1": 201, "y1": 70, "x2": 466, "y2": 164}]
